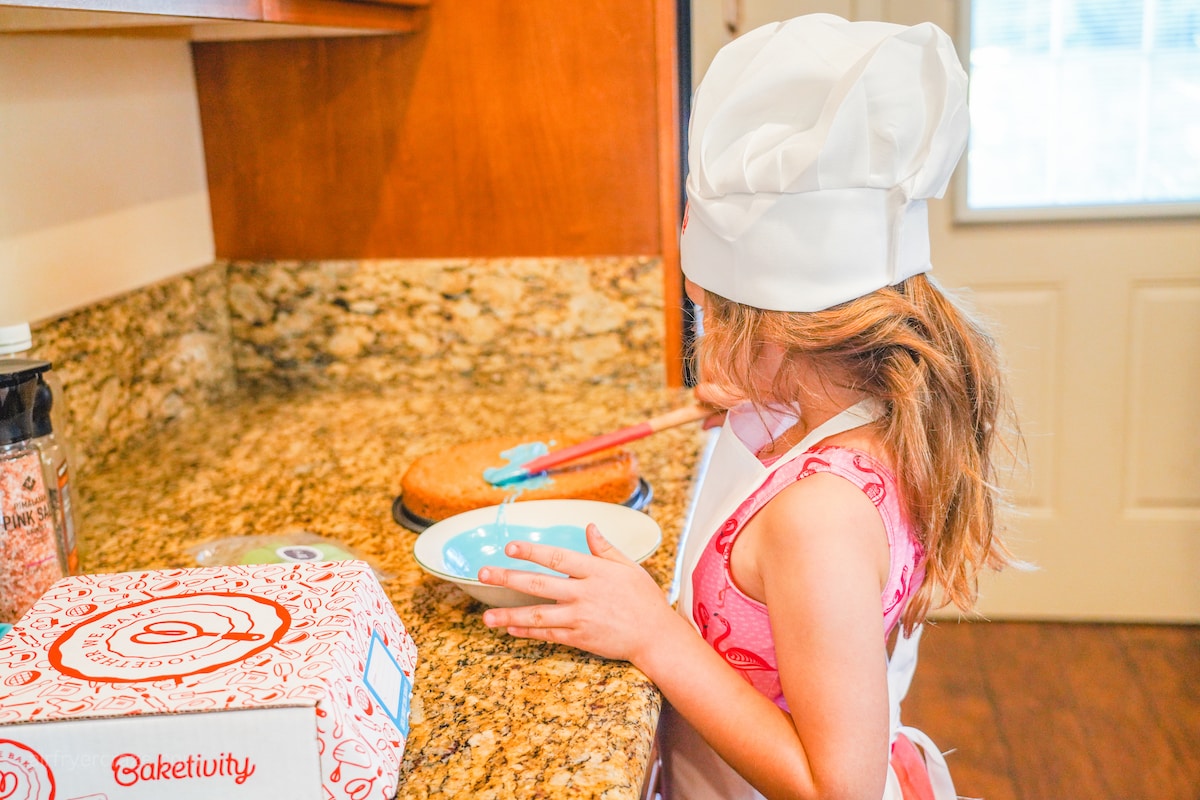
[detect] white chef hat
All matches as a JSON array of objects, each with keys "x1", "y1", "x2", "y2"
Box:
[{"x1": 680, "y1": 14, "x2": 969, "y2": 312}]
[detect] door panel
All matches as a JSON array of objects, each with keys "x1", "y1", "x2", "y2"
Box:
[{"x1": 970, "y1": 278, "x2": 1200, "y2": 621}]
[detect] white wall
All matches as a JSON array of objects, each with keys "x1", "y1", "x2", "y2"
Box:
[
  {"x1": 0, "y1": 35, "x2": 214, "y2": 327},
  {"x1": 691, "y1": 0, "x2": 850, "y2": 86}
]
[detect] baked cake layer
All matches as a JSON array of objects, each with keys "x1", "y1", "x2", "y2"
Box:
[{"x1": 400, "y1": 436, "x2": 640, "y2": 522}]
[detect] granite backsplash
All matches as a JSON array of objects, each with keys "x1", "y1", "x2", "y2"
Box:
[
  {"x1": 26, "y1": 256, "x2": 668, "y2": 473},
  {"x1": 226, "y1": 256, "x2": 666, "y2": 393},
  {"x1": 27, "y1": 262, "x2": 235, "y2": 474}
]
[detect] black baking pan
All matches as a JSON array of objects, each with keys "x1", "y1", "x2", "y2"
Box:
[{"x1": 391, "y1": 478, "x2": 653, "y2": 533}]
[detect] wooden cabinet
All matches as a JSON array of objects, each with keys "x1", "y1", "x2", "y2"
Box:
[{"x1": 192, "y1": 0, "x2": 685, "y2": 381}]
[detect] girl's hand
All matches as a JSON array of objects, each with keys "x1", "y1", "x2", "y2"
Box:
[{"x1": 477, "y1": 524, "x2": 677, "y2": 665}]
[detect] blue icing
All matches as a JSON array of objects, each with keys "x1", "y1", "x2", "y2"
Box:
[
  {"x1": 442, "y1": 521, "x2": 589, "y2": 579},
  {"x1": 446, "y1": 441, "x2": 580, "y2": 578},
  {"x1": 482, "y1": 441, "x2": 555, "y2": 490}
]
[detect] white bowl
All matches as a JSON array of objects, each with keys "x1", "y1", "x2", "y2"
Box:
[{"x1": 413, "y1": 499, "x2": 662, "y2": 607}]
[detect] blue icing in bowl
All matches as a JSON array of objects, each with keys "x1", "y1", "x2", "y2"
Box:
[{"x1": 442, "y1": 521, "x2": 588, "y2": 579}]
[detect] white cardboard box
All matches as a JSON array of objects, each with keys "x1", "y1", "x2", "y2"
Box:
[{"x1": 0, "y1": 560, "x2": 417, "y2": 800}]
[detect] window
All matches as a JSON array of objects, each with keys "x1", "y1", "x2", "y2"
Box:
[{"x1": 957, "y1": 0, "x2": 1200, "y2": 220}]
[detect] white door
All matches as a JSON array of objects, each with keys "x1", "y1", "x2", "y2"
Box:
[
  {"x1": 940, "y1": 220, "x2": 1200, "y2": 622},
  {"x1": 690, "y1": 0, "x2": 1200, "y2": 621}
]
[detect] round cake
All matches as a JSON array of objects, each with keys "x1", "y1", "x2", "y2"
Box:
[{"x1": 400, "y1": 435, "x2": 641, "y2": 523}]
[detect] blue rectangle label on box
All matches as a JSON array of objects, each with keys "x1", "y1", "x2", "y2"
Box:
[{"x1": 363, "y1": 628, "x2": 412, "y2": 737}]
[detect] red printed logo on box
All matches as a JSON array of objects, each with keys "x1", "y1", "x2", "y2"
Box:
[
  {"x1": 0, "y1": 739, "x2": 55, "y2": 800},
  {"x1": 48, "y1": 592, "x2": 291, "y2": 684}
]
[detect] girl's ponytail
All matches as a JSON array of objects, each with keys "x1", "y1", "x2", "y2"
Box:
[{"x1": 883, "y1": 276, "x2": 1020, "y2": 631}]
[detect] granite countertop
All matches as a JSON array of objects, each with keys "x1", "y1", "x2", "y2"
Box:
[{"x1": 75, "y1": 382, "x2": 707, "y2": 799}]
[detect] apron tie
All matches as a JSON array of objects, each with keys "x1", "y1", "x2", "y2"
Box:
[{"x1": 887, "y1": 625, "x2": 958, "y2": 800}]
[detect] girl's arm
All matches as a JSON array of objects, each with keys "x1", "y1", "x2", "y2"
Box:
[{"x1": 479, "y1": 473, "x2": 891, "y2": 800}]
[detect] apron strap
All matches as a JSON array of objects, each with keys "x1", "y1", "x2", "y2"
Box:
[
  {"x1": 785, "y1": 398, "x2": 885, "y2": 456},
  {"x1": 887, "y1": 623, "x2": 923, "y2": 722},
  {"x1": 887, "y1": 625, "x2": 958, "y2": 800},
  {"x1": 669, "y1": 428, "x2": 721, "y2": 606}
]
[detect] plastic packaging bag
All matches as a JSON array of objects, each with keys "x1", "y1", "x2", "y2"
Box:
[{"x1": 189, "y1": 529, "x2": 393, "y2": 581}]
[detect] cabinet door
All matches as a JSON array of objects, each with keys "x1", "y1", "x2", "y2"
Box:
[{"x1": 194, "y1": 0, "x2": 668, "y2": 261}]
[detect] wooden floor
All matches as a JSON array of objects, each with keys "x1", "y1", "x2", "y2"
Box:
[{"x1": 903, "y1": 621, "x2": 1200, "y2": 800}]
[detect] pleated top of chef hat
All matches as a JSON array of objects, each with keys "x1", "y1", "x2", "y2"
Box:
[{"x1": 680, "y1": 14, "x2": 969, "y2": 312}]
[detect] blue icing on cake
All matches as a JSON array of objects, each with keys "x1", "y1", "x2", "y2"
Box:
[{"x1": 482, "y1": 441, "x2": 555, "y2": 489}]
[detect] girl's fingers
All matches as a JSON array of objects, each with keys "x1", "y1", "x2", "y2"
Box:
[
  {"x1": 477, "y1": 563, "x2": 572, "y2": 602},
  {"x1": 477, "y1": 527, "x2": 637, "y2": 594},
  {"x1": 501, "y1": 626, "x2": 564, "y2": 643},
  {"x1": 482, "y1": 602, "x2": 569, "y2": 633},
  {"x1": 585, "y1": 524, "x2": 636, "y2": 566},
  {"x1": 499, "y1": 539, "x2": 595, "y2": 579}
]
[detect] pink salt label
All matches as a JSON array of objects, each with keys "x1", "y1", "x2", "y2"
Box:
[{"x1": 1, "y1": 449, "x2": 63, "y2": 623}]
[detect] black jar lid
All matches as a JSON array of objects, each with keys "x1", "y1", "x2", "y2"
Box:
[
  {"x1": 0, "y1": 359, "x2": 51, "y2": 446},
  {"x1": 0, "y1": 359, "x2": 51, "y2": 385}
]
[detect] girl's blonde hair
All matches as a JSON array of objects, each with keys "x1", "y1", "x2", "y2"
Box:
[{"x1": 694, "y1": 274, "x2": 1020, "y2": 631}]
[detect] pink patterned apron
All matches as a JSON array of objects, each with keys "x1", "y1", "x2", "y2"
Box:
[{"x1": 660, "y1": 402, "x2": 955, "y2": 800}]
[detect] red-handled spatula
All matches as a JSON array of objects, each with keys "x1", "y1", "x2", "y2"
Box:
[{"x1": 484, "y1": 405, "x2": 711, "y2": 486}]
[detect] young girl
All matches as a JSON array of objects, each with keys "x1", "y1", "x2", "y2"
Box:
[{"x1": 479, "y1": 14, "x2": 1018, "y2": 800}]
